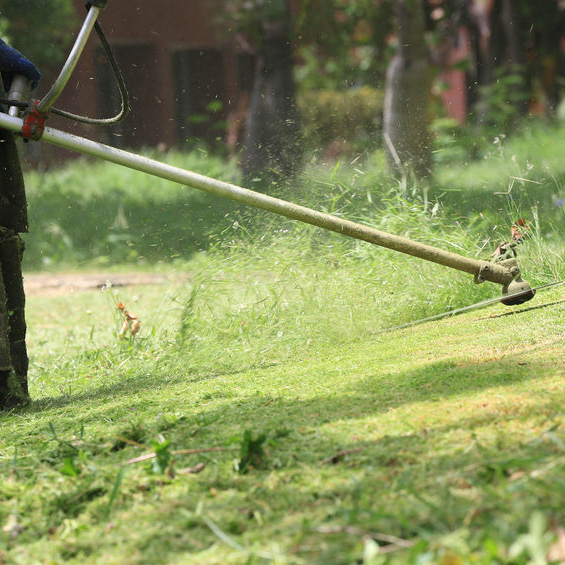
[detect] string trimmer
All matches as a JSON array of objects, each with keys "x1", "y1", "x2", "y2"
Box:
[{"x1": 0, "y1": 2, "x2": 539, "y2": 308}]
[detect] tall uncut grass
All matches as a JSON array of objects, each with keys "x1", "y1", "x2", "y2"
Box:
[
  {"x1": 21, "y1": 122, "x2": 565, "y2": 356},
  {"x1": 19, "y1": 122, "x2": 565, "y2": 382},
  {"x1": 22, "y1": 149, "x2": 241, "y2": 269}
]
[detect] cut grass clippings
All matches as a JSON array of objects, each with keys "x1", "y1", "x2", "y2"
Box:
[{"x1": 1, "y1": 268, "x2": 564, "y2": 563}]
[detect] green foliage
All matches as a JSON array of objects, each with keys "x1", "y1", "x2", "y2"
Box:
[
  {"x1": 473, "y1": 64, "x2": 530, "y2": 132},
  {"x1": 147, "y1": 437, "x2": 173, "y2": 475},
  {"x1": 104, "y1": 468, "x2": 125, "y2": 520},
  {"x1": 508, "y1": 512, "x2": 555, "y2": 564},
  {"x1": 223, "y1": 1, "x2": 393, "y2": 91},
  {"x1": 298, "y1": 86, "x2": 384, "y2": 156},
  {"x1": 0, "y1": 0, "x2": 76, "y2": 76},
  {"x1": 60, "y1": 456, "x2": 82, "y2": 478},
  {"x1": 294, "y1": 0, "x2": 394, "y2": 89},
  {"x1": 224, "y1": 0, "x2": 290, "y2": 45}
]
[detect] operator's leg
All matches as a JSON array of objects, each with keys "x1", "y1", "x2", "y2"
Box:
[
  {"x1": 0, "y1": 129, "x2": 29, "y2": 407},
  {"x1": 0, "y1": 262, "x2": 13, "y2": 379},
  {"x1": 0, "y1": 229, "x2": 28, "y2": 390},
  {"x1": 0, "y1": 251, "x2": 28, "y2": 406}
]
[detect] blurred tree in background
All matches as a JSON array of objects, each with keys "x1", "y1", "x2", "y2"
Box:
[
  {"x1": 426, "y1": 0, "x2": 565, "y2": 126},
  {"x1": 383, "y1": 0, "x2": 432, "y2": 178},
  {"x1": 227, "y1": 0, "x2": 302, "y2": 187},
  {"x1": 294, "y1": 0, "x2": 564, "y2": 175}
]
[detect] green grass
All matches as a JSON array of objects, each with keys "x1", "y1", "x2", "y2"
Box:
[
  {"x1": 21, "y1": 121, "x2": 565, "y2": 272},
  {"x1": 22, "y1": 149, "x2": 242, "y2": 269},
  {"x1": 2, "y1": 122, "x2": 565, "y2": 562},
  {"x1": 2, "y1": 275, "x2": 565, "y2": 564},
  {"x1": 432, "y1": 121, "x2": 565, "y2": 223}
]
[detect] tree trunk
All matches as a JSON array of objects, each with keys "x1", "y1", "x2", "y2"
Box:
[
  {"x1": 528, "y1": 0, "x2": 563, "y2": 116},
  {"x1": 383, "y1": 0, "x2": 431, "y2": 179},
  {"x1": 241, "y1": 0, "x2": 301, "y2": 187},
  {"x1": 500, "y1": 0, "x2": 528, "y2": 118}
]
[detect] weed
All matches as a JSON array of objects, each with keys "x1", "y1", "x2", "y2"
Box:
[
  {"x1": 147, "y1": 436, "x2": 173, "y2": 476},
  {"x1": 508, "y1": 512, "x2": 555, "y2": 564},
  {"x1": 104, "y1": 468, "x2": 125, "y2": 520},
  {"x1": 60, "y1": 456, "x2": 82, "y2": 477},
  {"x1": 234, "y1": 430, "x2": 268, "y2": 474}
]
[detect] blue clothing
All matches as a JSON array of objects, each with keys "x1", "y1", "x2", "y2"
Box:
[{"x1": 0, "y1": 39, "x2": 41, "y2": 91}]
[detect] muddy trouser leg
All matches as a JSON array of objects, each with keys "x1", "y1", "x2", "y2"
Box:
[
  {"x1": 0, "y1": 258, "x2": 13, "y2": 400},
  {"x1": 0, "y1": 124, "x2": 30, "y2": 406},
  {"x1": 0, "y1": 228, "x2": 28, "y2": 404}
]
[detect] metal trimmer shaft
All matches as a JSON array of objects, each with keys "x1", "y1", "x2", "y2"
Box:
[{"x1": 0, "y1": 112, "x2": 534, "y2": 304}]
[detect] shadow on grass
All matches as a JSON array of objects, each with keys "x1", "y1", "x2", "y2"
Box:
[
  {"x1": 114, "y1": 363, "x2": 565, "y2": 562},
  {"x1": 3, "y1": 344, "x2": 564, "y2": 563},
  {"x1": 430, "y1": 170, "x2": 565, "y2": 222},
  {"x1": 23, "y1": 188, "x2": 240, "y2": 269},
  {"x1": 13, "y1": 339, "x2": 560, "y2": 429},
  {"x1": 481, "y1": 298, "x2": 565, "y2": 319}
]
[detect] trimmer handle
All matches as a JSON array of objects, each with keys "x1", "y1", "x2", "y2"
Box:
[
  {"x1": 7, "y1": 75, "x2": 30, "y2": 117},
  {"x1": 36, "y1": 3, "x2": 104, "y2": 114}
]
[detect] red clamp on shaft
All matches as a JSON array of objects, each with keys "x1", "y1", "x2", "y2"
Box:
[{"x1": 22, "y1": 100, "x2": 49, "y2": 141}]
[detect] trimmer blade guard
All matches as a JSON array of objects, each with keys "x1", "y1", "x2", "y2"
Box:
[{"x1": 501, "y1": 278, "x2": 536, "y2": 306}]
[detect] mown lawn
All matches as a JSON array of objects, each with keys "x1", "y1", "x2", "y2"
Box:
[{"x1": 1, "y1": 269, "x2": 564, "y2": 564}]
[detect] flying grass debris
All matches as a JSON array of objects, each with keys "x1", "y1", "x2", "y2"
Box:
[
  {"x1": 492, "y1": 218, "x2": 531, "y2": 260},
  {"x1": 117, "y1": 302, "x2": 141, "y2": 338}
]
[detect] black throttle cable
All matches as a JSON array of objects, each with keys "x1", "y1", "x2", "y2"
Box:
[{"x1": 50, "y1": 18, "x2": 130, "y2": 125}]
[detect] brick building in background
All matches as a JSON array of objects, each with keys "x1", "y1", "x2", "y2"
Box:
[
  {"x1": 43, "y1": 0, "x2": 249, "y2": 155},
  {"x1": 36, "y1": 1, "x2": 482, "y2": 162}
]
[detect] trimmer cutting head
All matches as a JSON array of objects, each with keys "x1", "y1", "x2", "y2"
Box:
[{"x1": 501, "y1": 277, "x2": 536, "y2": 306}]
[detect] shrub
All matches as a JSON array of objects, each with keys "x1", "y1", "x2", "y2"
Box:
[
  {"x1": 431, "y1": 117, "x2": 477, "y2": 165},
  {"x1": 473, "y1": 64, "x2": 530, "y2": 132},
  {"x1": 297, "y1": 86, "x2": 384, "y2": 158}
]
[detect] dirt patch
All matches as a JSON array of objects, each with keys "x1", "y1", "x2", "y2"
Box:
[{"x1": 23, "y1": 272, "x2": 173, "y2": 296}]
